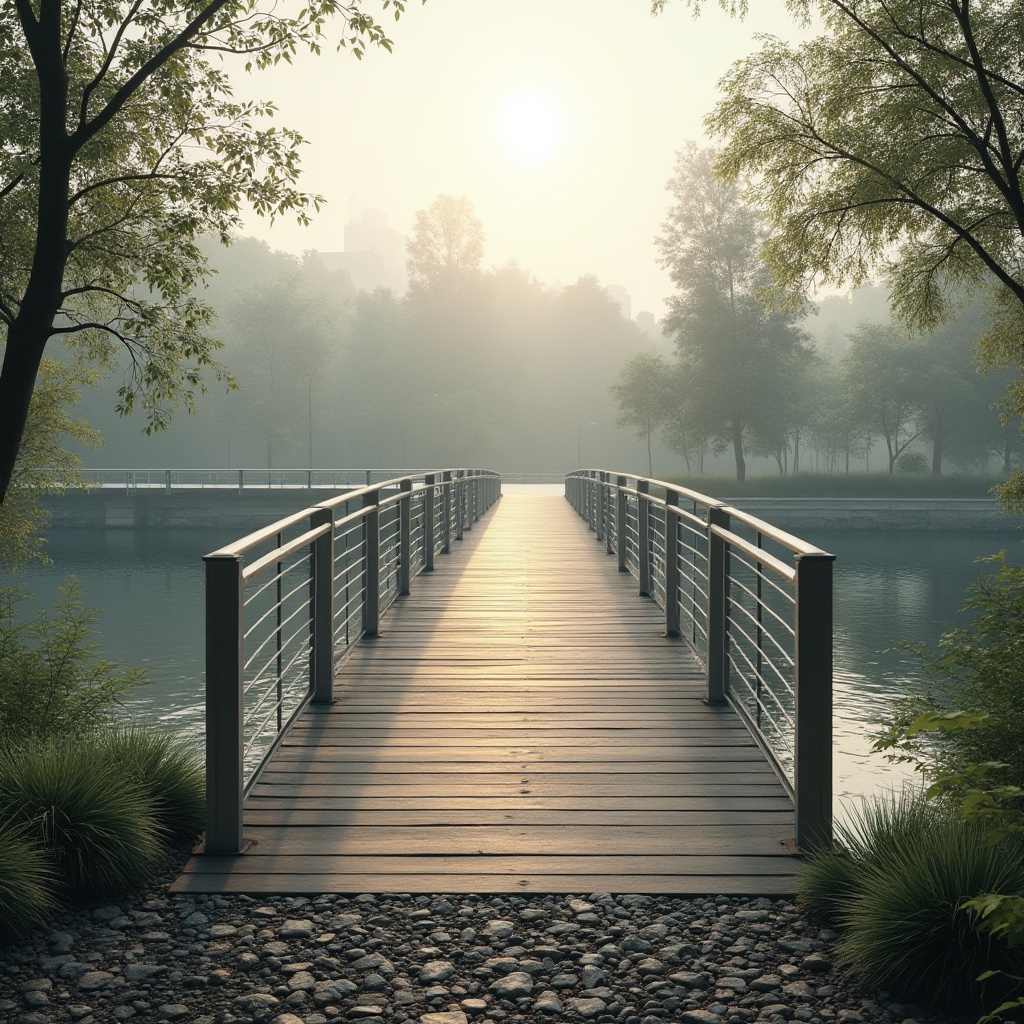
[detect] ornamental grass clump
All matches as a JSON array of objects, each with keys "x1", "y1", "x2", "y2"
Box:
[
  {"x1": 799, "y1": 793, "x2": 1024, "y2": 1014},
  {"x1": 91, "y1": 725, "x2": 205, "y2": 843},
  {"x1": 0, "y1": 819, "x2": 55, "y2": 935},
  {"x1": 0, "y1": 738, "x2": 161, "y2": 899}
]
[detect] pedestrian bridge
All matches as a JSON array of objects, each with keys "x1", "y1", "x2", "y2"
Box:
[{"x1": 172, "y1": 470, "x2": 833, "y2": 896}]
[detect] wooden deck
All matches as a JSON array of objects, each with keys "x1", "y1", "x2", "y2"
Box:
[{"x1": 173, "y1": 493, "x2": 799, "y2": 895}]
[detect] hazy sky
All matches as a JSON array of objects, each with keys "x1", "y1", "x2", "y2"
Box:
[{"x1": 233, "y1": 0, "x2": 807, "y2": 318}]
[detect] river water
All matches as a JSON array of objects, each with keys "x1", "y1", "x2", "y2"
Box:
[{"x1": 5, "y1": 491, "x2": 1021, "y2": 818}]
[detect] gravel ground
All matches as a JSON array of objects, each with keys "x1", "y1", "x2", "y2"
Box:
[{"x1": 0, "y1": 856, "x2": 964, "y2": 1024}]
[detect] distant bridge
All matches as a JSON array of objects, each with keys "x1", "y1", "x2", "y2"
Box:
[{"x1": 171, "y1": 469, "x2": 834, "y2": 896}]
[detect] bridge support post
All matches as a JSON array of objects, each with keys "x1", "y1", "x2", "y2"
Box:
[
  {"x1": 424, "y1": 474, "x2": 436, "y2": 571},
  {"x1": 616, "y1": 476, "x2": 627, "y2": 571},
  {"x1": 399, "y1": 479, "x2": 413, "y2": 596},
  {"x1": 455, "y1": 472, "x2": 465, "y2": 541},
  {"x1": 637, "y1": 480, "x2": 651, "y2": 596},
  {"x1": 310, "y1": 507, "x2": 334, "y2": 703},
  {"x1": 664, "y1": 492, "x2": 680, "y2": 637},
  {"x1": 705, "y1": 505, "x2": 730, "y2": 704},
  {"x1": 204, "y1": 553, "x2": 244, "y2": 854},
  {"x1": 363, "y1": 488, "x2": 381, "y2": 637},
  {"x1": 605, "y1": 474, "x2": 614, "y2": 555},
  {"x1": 442, "y1": 471, "x2": 453, "y2": 552},
  {"x1": 794, "y1": 553, "x2": 835, "y2": 850}
]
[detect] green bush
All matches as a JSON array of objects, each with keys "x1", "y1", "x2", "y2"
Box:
[
  {"x1": 0, "y1": 580, "x2": 144, "y2": 739},
  {"x1": 800, "y1": 793, "x2": 1024, "y2": 1013},
  {"x1": 92, "y1": 725, "x2": 205, "y2": 843},
  {"x1": 895, "y1": 450, "x2": 930, "y2": 474},
  {"x1": 0, "y1": 737, "x2": 161, "y2": 899},
  {"x1": 881, "y1": 554, "x2": 1024, "y2": 788},
  {"x1": 0, "y1": 819, "x2": 56, "y2": 935}
]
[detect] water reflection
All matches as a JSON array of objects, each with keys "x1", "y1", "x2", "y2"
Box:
[
  {"x1": 823, "y1": 528, "x2": 1022, "y2": 814},
  {"x1": 4, "y1": 523, "x2": 1021, "y2": 813}
]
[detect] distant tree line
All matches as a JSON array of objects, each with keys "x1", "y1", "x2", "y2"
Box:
[
  {"x1": 610, "y1": 146, "x2": 1020, "y2": 481},
  {"x1": 76, "y1": 195, "x2": 653, "y2": 474}
]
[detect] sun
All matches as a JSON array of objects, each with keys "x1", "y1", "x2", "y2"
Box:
[{"x1": 495, "y1": 89, "x2": 563, "y2": 166}]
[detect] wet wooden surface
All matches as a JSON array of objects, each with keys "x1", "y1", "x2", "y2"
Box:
[{"x1": 173, "y1": 494, "x2": 798, "y2": 895}]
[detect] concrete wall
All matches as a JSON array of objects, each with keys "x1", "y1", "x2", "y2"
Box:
[{"x1": 41, "y1": 489, "x2": 352, "y2": 531}]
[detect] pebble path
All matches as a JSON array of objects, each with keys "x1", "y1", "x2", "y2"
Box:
[{"x1": 0, "y1": 873, "x2": 963, "y2": 1024}]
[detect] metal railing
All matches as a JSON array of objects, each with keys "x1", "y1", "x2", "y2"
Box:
[
  {"x1": 203, "y1": 468, "x2": 502, "y2": 853},
  {"x1": 74, "y1": 467, "x2": 437, "y2": 492},
  {"x1": 566, "y1": 469, "x2": 834, "y2": 851}
]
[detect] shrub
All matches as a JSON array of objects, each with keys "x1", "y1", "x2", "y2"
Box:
[
  {"x1": 0, "y1": 737, "x2": 161, "y2": 899},
  {"x1": 91, "y1": 725, "x2": 205, "y2": 843},
  {"x1": 0, "y1": 819, "x2": 56, "y2": 936},
  {"x1": 800, "y1": 793, "x2": 1024, "y2": 1013},
  {"x1": 895, "y1": 450, "x2": 930, "y2": 474},
  {"x1": 0, "y1": 580, "x2": 145, "y2": 740},
  {"x1": 880, "y1": 554, "x2": 1024, "y2": 788}
]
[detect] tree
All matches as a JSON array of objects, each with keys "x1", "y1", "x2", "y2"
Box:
[
  {"x1": 658, "y1": 143, "x2": 810, "y2": 482},
  {"x1": 843, "y1": 324, "x2": 921, "y2": 473},
  {"x1": 609, "y1": 352, "x2": 674, "y2": 476},
  {"x1": 0, "y1": 1, "x2": 412, "y2": 507},
  {"x1": 701, "y1": 0, "x2": 1024, "y2": 328},
  {"x1": 406, "y1": 194, "x2": 485, "y2": 301},
  {"x1": 674, "y1": 0, "x2": 1024, "y2": 495}
]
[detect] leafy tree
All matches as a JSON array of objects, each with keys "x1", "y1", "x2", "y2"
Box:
[
  {"x1": 609, "y1": 352, "x2": 674, "y2": 476},
  {"x1": 658, "y1": 143, "x2": 810, "y2": 482},
  {"x1": 406, "y1": 194, "x2": 485, "y2": 302},
  {"x1": 843, "y1": 324, "x2": 921, "y2": 473},
  {"x1": 676, "y1": 0, "x2": 1024, "y2": 498},
  {"x1": 0, "y1": 0, "x2": 412, "y2": 507}
]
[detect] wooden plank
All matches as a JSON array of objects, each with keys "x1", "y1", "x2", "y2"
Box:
[
  {"x1": 171, "y1": 872, "x2": 798, "y2": 895},
  {"x1": 241, "y1": 808, "x2": 795, "y2": 824}
]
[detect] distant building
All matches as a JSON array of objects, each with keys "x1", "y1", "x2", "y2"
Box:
[
  {"x1": 318, "y1": 208, "x2": 407, "y2": 294},
  {"x1": 606, "y1": 284, "x2": 632, "y2": 320},
  {"x1": 634, "y1": 310, "x2": 657, "y2": 337}
]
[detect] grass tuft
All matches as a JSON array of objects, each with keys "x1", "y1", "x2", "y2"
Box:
[
  {"x1": 0, "y1": 818, "x2": 56, "y2": 935},
  {"x1": 89, "y1": 725, "x2": 205, "y2": 843},
  {"x1": 0, "y1": 737, "x2": 161, "y2": 899},
  {"x1": 800, "y1": 792, "x2": 1024, "y2": 1012}
]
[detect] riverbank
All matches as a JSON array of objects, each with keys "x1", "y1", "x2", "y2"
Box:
[{"x1": 0, "y1": 852, "x2": 965, "y2": 1024}]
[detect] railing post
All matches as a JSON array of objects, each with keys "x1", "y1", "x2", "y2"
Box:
[
  {"x1": 204, "y1": 553, "x2": 244, "y2": 854},
  {"x1": 310, "y1": 507, "x2": 334, "y2": 704},
  {"x1": 165, "y1": 469, "x2": 172, "y2": 494},
  {"x1": 705, "y1": 505, "x2": 730, "y2": 705},
  {"x1": 424, "y1": 474, "x2": 436, "y2": 572},
  {"x1": 794, "y1": 553, "x2": 835, "y2": 850},
  {"x1": 605, "y1": 474, "x2": 614, "y2": 555},
  {"x1": 442, "y1": 471, "x2": 453, "y2": 553},
  {"x1": 399, "y1": 478, "x2": 412, "y2": 596},
  {"x1": 637, "y1": 480, "x2": 651, "y2": 596},
  {"x1": 363, "y1": 487, "x2": 381, "y2": 637},
  {"x1": 596, "y1": 472, "x2": 606, "y2": 542},
  {"x1": 237, "y1": 469, "x2": 244, "y2": 494},
  {"x1": 664, "y1": 492, "x2": 681, "y2": 638},
  {"x1": 616, "y1": 476, "x2": 627, "y2": 571},
  {"x1": 455, "y1": 471, "x2": 465, "y2": 541}
]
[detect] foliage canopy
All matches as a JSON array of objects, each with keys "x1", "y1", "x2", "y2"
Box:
[{"x1": 0, "y1": 0, "x2": 414, "y2": 505}]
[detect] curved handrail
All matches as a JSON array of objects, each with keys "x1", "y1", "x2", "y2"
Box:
[
  {"x1": 204, "y1": 467, "x2": 502, "y2": 853},
  {"x1": 566, "y1": 468, "x2": 834, "y2": 851}
]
